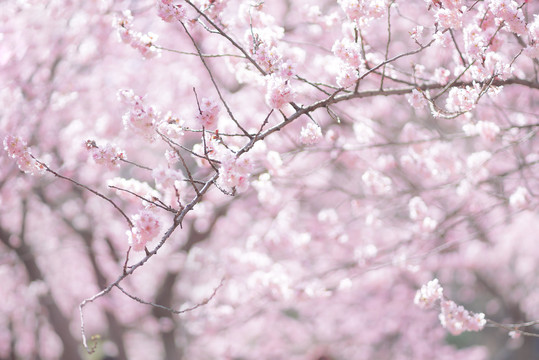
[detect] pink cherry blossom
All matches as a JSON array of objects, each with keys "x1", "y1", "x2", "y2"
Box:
[
  {"x1": 407, "y1": 89, "x2": 427, "y2": 109},
  {"x1": 3, "y1": 135, "x2": 44, "y2": 175},
  {"x1": 195, "y1": 97, "x2": 220, "y2": 130},
  {"x1": 336, "y1": 64, "x2": 360, "y2": 88},
  {"x1": 332, "y1": 38, "x2": 363, "y2": 68},
  {"x1": 299, "y1": 122, "x2": 323, "y2": 145},
  {"x1": 509, "y1": 186, "x2": 531, "y2": 210},
  {"x1": 217, "y1": 152, "x2": 254, "y2": 193},
  {"x1": 156, "y1": 0, "x2": 186, "y2": 23},
  {"x1": 362, "y1": 168, "x2": 392, "y2": 195},
  {"x1": 265, "y1": 75, "x2": 294, "y2": 109},
  {"x1": 439, "y1": 300, "x2": 487, "y2": 335},
  {"x1": 476, "y1": 121, "x2": 500, "y2": 142},
  {"x1": 113, "y1": 11, "x2": 161, "y2": 58},
  {"x1": 435, "y1": 8, "x2": 463, "y2": 29},
  {"x1": 338, "y1": 0, "x2": 385, "y2": 26},
  {"x1": 409, "y1": 196, "x2": 428, "y2": 221},
  {"x1": 118, "y1": 89, "x2": 159, "y2": 140},
  {"x1": 3, "y1": 0, "x2": 539, "y2": 358},
  {"x1": 446, "y1": 86, "x2": 479, "y2": 112},
  {"x1": 414, "y1": 278, "x2": 443, "y2": 309},
  {"x1": 127, "y1": 209, "x2": 161, "y2": 251},
  {"x1": 85, "y1": 140, "x2": 126, "y2": 169},
  {"x1": 489, "y1": 0, "x2": 527, "y2": 35},
  {"x1": 410, "y1": 25, "x2": 424, "y2": 43}
]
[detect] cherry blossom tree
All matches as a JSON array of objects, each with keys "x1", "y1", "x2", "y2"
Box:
[{"x1": 1, "y1": 0, "x2": 539, "y2": 359}]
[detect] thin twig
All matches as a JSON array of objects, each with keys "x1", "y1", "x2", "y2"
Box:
[
  {"x1": 109, "y1": 185, "x2": 176, "y2": 213},
  {"x1": 487, "y1": 319, "x2": 539, "y2": 338},
  {"x1": 80, "y1": 172, "x2": 219, "y2": 353},
  {"x1": 158, "y1": 130, "x2": 201, "y2": 196},
  {"x1": 115, "y1": 277, "x2": 225, "y2": 314},
  {"x1": 120, "y1": 158, "x2": 153, "y2": 171},
  {"x1": 449, "y1": 29, "x2": 467, "y2": 66},
  {"x1": 184, "y1": 0, "x2": 267, "y2": 75},
  {"x1": 360, "y1": 39, "x2": 436, "y2": 82},
  {"x1": 155, "y1": 45, "x2": 245, "y2": 58},
  {"x1": 34, "y1": 157, "x2": 133, "y2": 228},
  {"x1": 180, "y1": 21, "x2": 251, "y2": 137},
  {"x1": 380, "y1": 1, "x2": 394, "y2": 90}
]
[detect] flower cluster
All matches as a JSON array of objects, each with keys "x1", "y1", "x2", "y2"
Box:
[
  {"x1": 118, "y1": 89, "x2": 159, "y2": 140},
  {"x1": 199, "y1": 0, "x2": 228, "y2": 21},
  {"x1": 153, "y1": 166, "x2": 183, "y2": 192},
  {"x1": 399, "y1": 123, "x2": 463, "y2": 183},
  {"x1": 157, "y1": 112, "x2": 185, "y2": 140},
  {"x1": 252, "y1": 173, "x2": 281, "y2": 207},
  {"x1": 338, "y1": 0, "x2": 385, "y2": 26},
  {"x1": 489, "y1": 0, "x2": 527, "y2": 35},
  {"x1": 265, "y1": 76, "x2": 294, "y2": 109},
  {"x1": 446, "y1": 86, "x2": 479, "y2": 113},
  {"x1": 408, "y1": 196, "x2": 438, "y2": 232},
  {"x1": 414, "y1": 278, "x2": 443, "y2": 309},
  {"x1": 196, "y1": 97, "x2": 220, "y2": 130},
  {"x1": 410, "y1": 25, "x2": 424, "y2": 43},
  {"x1": 249, "y1": 34, "x2": 282, "y2": 75},
  {"x1": 152, "y1": 166, "x2": 183, "y2": 206},
  {"x1": 85, "y1": 140, "x2": 126, "y2": 169},
  {"x1": 434, "y1": 7, "x2": 463, "y2": 29},
  {"x1": 462, "y1": 120, "x2": 500, "y2": 142},
  {"x1": 332, "y1": 39, "x2": 363, "y2": 68},
  {"x1": 466, "y1": 150, "x2": 492, "y2": 183},
  {"x1": 434, "y1": 67, "x2": 451, "y2": 84},
  {"x1": 439, "y1": 300, "x2": 487, "y2": 335},
  {"x1": 302, "y1": 5, "x2": 340, "y2": 30},
  {"x1": 415, "y1": 279, "x2": 486, "y2": 335},
  {"x1": 192, "y1": 131, "x2": 255, "y2": 193},
  {"x1": 247, "y1": 265, "x2": 293, "y2": 301},
  {"x1": 156, "y1": 0, "x2": 186, "y2": 23},
  {"x1": 509, "y1": 186, "x2": 531, "y2": 210},
  {"x1": 354, "y1": 121, "x2": 376, "y2": 145},
  {"x1": 299, "y1": 123, "x2": 323, "y2": 145},
  {"x1": 332, "y1": 37, "x2": 365, "y2": 88},
  {"x1": 362, "y1": 169, "x2": 392, "y2": 196},
  {"x1": 3, "y1": 135, "x2": 44, "y2": 175},
  {"x1": 336, "y1": 64, "x2": 360, "y2": 88},
  {"x1": 524, "y1": 15, "x2": 539, "y2": 58},
  {"x1": 113, "y1": 10, "x2": 160, "y2": 58},
  {"x1": 191, "y1": 132, "x2": 224, "y2": 168},
  {"x1": 217, "y1": 152, "x2": 254, "y2": 193},
  {"x1": 407, "y1": 89, "x2": 428, "y2": 109},
  {"x1": 463, "y1": 24, "x2": 487, "y2": 61},
  {"x1": 242, "y1": 16, "x2": 297, "y2": 79},
  {"x1": 427, "y1": 0, "x2": 465, "y2": 29},
  {"x1": 127, "y1": 209, "x2": 161, "y2": 252},
  {"x1": 265, "y1": 150, "x2": 284, "y2": 176}
]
